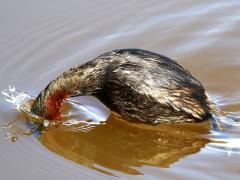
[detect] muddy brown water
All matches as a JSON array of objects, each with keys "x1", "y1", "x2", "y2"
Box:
[{"x1": 0, "y1": 0, "x2": 240, "y2": 179}]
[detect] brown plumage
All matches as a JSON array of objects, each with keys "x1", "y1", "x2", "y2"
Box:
[{"x1": 30, "y1": 49, "x2": 212, "y2": 130}]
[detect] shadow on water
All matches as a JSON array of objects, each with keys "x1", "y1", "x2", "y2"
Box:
[{"x1": 39, "y1": 106, "x2": 211, "y2": 175}]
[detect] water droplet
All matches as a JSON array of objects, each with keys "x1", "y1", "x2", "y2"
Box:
[
  {"x1": 12, "y1": 136, "x2": 17, "y2": 143},
  {"x1": 5, "y1": 132, "x2": 11, "y2": 138},
  {"x1": 9, "y1": 85, "x2": 16, "y2": 92},
  {"x1": 43, "y1": 120, "x2": 49, "y2": 127}
]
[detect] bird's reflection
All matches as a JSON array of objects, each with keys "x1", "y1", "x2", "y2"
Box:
[{"x1": 39, "y1": 105, "x2": 211, "y2": 175}]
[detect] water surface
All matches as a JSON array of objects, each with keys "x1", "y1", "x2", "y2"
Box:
[{"x1": 0, "y1": 0, "x2": 240, "y2": 179}]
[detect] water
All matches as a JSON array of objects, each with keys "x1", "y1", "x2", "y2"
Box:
[
  {"x1": 1, "y1": 86, "x2": 110, "y2": 138},
  {"x1": 0, "y1": 0, "x2": 240, "y2": 179}
]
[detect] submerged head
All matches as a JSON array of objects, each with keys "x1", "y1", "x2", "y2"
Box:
[
  {"x1": 31, "y1": 88, "x2": 70, "y2": 120},
  {"x1": 29, "y1": 82, "x2": 73, "y2": 133}
]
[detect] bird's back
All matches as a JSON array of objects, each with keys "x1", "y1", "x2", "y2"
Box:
[{"x1": 95, "y1": 49, "x2": 211, "y2": 124}]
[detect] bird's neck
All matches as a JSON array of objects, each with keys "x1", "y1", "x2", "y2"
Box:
[{"x1": 44, "y1": 88, "x2": 71, "y2": 120}]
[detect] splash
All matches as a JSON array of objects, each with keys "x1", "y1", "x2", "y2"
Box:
[
  {"x1": 1, "y1": 85, "x2": 239, "y2": 159},
  {"x1": 0, "y1": 86, "x2": 34, "y2": 142},
  {"x1": 207, "y1": 93, "x2": 240, "y2": 157},
  {"x1": 0, "y1": 86, "x2": 111, "y2": 142},
  {"x1": 1, "y1": 85, "x2": 32, "y2": 110},
  {"x1": 59, "y1": 96, "x2": 111, "y2": 132},
  {"x1": 1, "y1": 86, "x2": 47, "y2": 124},
  {"x1": 0, "y1": 120, "x2": 32, "y2": 142}
]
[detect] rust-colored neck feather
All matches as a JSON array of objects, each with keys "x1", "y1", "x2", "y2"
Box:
[
  {"x1": 44, "y1": 89, "x2": 70, "y2": 120},
  {"x1": 31, "y1": 83, "x2": 73, "y2": 121}
]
